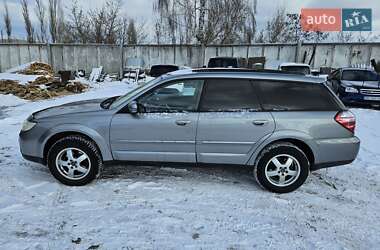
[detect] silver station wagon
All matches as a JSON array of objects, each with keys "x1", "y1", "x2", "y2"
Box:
[{"x1": 19, "y1": 69, "x2": 360, "y2": 193}]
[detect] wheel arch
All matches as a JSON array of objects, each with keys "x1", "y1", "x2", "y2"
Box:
[
  {"x1": 42, "y1": 125, "x2": 113, "y2": 164},
  {"x1": 248, "y1": 133, "x2": 316, "y2": 167}
]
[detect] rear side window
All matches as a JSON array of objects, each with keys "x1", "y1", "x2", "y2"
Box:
[
  {"x1": 256, "y1": 81, "x2": 340, "y2": 111},
  {"x1": 200, "y1": 79, "x2": 260, "y2": 112}
]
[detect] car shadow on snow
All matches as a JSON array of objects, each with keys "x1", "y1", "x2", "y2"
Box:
[
  {"x1": 101, "y1": 163, "x2": 258, "y2": 187},
  {"x1": 99, "y1": 163, "x2": 344, "y2": 195}
]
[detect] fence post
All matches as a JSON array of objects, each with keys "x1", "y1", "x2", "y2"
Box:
[
  {"x1": 201, "y1": 44, "x2": 206, "y2": 67},
  {"x1": 119, "y1": 43, "x2": 124, "y2": 80},
  {"x1": 295, "y1": 41, "x2": 302, "y2": 63},
  {"x1": 47, "y1": 43, "x2": 54, "y2": 71}
]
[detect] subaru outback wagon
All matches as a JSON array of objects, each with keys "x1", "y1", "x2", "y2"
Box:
[{"x1": 19, "y1": 69, "x2": 360, "y2": 193}]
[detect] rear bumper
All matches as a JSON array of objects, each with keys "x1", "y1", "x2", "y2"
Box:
[{"x1": 312, "y1": 136, "x2": 360, "y2": 170}]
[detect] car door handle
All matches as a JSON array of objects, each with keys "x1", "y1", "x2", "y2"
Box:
[
  {"x1": 252, "y1": 120, "x2": 269, "y2": 126},
  {"x1": 176, "y1": 120, "x2": 191, "y2": 126}
]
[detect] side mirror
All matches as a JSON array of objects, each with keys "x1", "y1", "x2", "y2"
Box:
[{"x1": 127, "y1": 101, "x2": 138, "y2": 114}]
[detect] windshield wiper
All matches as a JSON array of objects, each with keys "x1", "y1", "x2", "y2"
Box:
[{"x1": 100, "y1": 96, "x2": 120, "y2": 109}]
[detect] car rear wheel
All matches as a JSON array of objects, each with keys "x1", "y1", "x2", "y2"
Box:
[
  {"x1": 254, "y1": 142, "x2": 309, "y2": 193},
  {"x1": 47, "y1": 135, "x2": 102, "y2": 186}
]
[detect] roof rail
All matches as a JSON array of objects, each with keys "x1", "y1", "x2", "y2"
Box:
[{"x1": 192, "y1": 68, "x2": 305, "y2": 75}]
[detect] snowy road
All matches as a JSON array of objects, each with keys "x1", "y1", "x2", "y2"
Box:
[{"x1": 0, "y1": 82, "x2": 379, "y2": 249}]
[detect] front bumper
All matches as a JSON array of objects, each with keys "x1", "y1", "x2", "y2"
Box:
[
  {"x1": 19, "y1": 126, "x2": 46, "y2": 165},
  {"x1": 21, "y1": 153, "x2": 45, "y2": 164},
  {"x1": 339, "y1": 91, "x2": 380, "y2": 106}
]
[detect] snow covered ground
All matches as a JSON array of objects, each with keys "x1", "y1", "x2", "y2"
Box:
[{"x1": 0, "y1": 81, "x2": 379, "y2": 249}]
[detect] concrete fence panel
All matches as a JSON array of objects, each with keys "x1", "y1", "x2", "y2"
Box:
[{"x1": 1, "y1": 43, "x2": 380, "y2": 74}]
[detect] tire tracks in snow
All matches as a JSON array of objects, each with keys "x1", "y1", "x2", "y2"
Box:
[{"x1": 47, "y1": 187, "x2": 72, "y2": 249}]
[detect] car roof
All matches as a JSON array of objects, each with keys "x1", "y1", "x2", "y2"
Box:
[
  {"x1": 279, "y1": 63, "x2": 311, "y2": 68},
  {"x1": 164, "y1": 68, "x2": 325, "y2": 84},
  {"x1": 340, "y1": 67, "x2": 375, "y2": 71},
  {"x1": 209, "y1": 57, "x2": 242, "y2": 59}
]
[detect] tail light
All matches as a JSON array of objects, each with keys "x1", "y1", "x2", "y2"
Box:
[{"x1": 335, "y1": 111, "x2": 356, "y2": 133}]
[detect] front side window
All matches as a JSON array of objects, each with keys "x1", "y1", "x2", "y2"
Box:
[
  {"x1": 257, "y1": 80, "x2": 340, "y2": 111},
  {"x1": 137, "y1": 79, "x2": 203, "y2": 113},
  {"x1": 110, "y1": 77, "x2": 161, "y2": 109},
  {"x1": 199, "y1": 79, "x2": 260, "y2": 112}
]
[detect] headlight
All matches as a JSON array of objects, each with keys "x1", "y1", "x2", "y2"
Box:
[
  {"x1": 21, "y1": 119, "x2": 36, "y2": 132},
  {"x1": 345, "y1": 87, "x2": 358, "y2": 93}
]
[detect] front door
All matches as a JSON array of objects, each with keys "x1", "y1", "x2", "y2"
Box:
[
  {"x1": 196, "y1": 78, "x2": 275, "y2": 165},
  {"x1": 110, "y1": 79, "x2": 204, "y2": 162}
]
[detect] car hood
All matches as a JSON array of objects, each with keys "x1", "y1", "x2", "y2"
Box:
[
  {"x1": 341, "y1": 80, "x2": 380, "y2": 88},
  {"x1": 33, "y1": 98, "x2": 105, "y2": 119}
]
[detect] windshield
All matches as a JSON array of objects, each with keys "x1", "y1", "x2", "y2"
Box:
[
  {"x1": 109, "y1": 78, "x2": 161, "y2": 109},
  {"x1": 281, "y1": 66, "x2": 311, "y2": 75},
  {"x1": 342, "y1": 70, "x2": 379, "y2": 81}
]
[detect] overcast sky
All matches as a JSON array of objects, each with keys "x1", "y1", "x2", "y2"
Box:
[{"x1": 4, "y1": 0, "x2": 380, "y2": 41}]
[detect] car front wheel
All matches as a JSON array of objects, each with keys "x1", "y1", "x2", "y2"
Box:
[
  {"x1": 47, "y1": 135, "x2": 102, "y2": 186},
  {"x1": 254, "y1": 142, "x2": 309, "y2": 193}
]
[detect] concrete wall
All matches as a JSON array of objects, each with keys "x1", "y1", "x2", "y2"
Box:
[{"x1": 1, "y1": 42, "x2": 380, "y2": 73}]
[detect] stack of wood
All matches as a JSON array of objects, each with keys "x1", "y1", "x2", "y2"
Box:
[
  {"x1": 0, "y1": 80, "x2": 58, "y2": 100},
  {"x1": 17, "y1": 62, "x2": 54, "y2": 76},
  {"x1": 0, "y1": 62, "x2": 88, "y2": 100}
]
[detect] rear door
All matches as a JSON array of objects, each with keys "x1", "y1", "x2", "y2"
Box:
[{"x1": 196, "y1": 78, "x2": 275, "y2": 165}]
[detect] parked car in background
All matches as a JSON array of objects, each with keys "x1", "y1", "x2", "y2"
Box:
[
  {"x1": 207, "y1": 57, "x2": 248, "y2": 68},
  {"x1": 279, "y1": 63, "x2": 311, "y2": 75},
  {"x1": 327, "y1": 68, "x2": 380, "y2": 107},
  {"x1": 19, "y1": 68, "x2": 360, "y2": 193},
  {"x1": 150, "y1": 65, "x2": 180, "y2": 78}
]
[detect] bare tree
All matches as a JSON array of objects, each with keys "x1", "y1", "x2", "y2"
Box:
[
  {"x1": 242, "y1": 0, "x2": 257, "y2": 44},
  {"x1": 255, "y1": 29, "x2": 265, "y2": 43},
  {"x1": 68, "y1": 0, "x2": 91, "y2": 43},
  {"x1": 154, "y1": 0, "x2": 177, "y2": 44},
  {"x1": 35, "y1": 0, "x2": 47, "y2": 42},
  {"x1": 21, "y1": 0, "x2": 34, "y2": 43},
  {"x1": 257, "y1": 7, "x2": 328, "y2": 44},
  {"x1": 48, "y1": 0, "x2": 58, "y2": 42},
  {"x1": 154, "y1": 0, "x2": 257, "y2": 45},
  {"x1": 356, "y1": 32, "x2": 380, "y2": 43},
  {"x1": 56, "y1": 0, "x2": 66, "y2": 42},
  {"x1": 196, "y1": 0, "x2": 206, "y2": 45},
  {"x1": 333, "y1": 32, "x2": 354, "y2": 42},
  {"x1": 3, "y1": 0, "x2": 11, "y2": 42},
  {"x1": 136, "y1": 20, "x2": 149, "y2": 44},
  {"x1": 39, "y1": 0, "x2": 143, "y2": 44},
  {"x1": 265, "y1": 8, "x2": 287, "y2": 43},
  {"x1": 285, "y1": 13, "x2": 328, "y2": 42},
  {"x1": 103, "y1": 0, "x2": 122, "y2": 44}
]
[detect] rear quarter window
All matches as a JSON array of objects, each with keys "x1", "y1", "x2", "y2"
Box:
[{"x1": 256, "y1": 80, "x2": 341, "y2": 111}]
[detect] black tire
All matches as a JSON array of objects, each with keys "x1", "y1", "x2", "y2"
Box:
[
  {"x1": 254, "y1": 142, "x2": 309, "y2": 193},
  {"x1": 47, "y1": 135, "x2": 102, "y2": 186}
]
